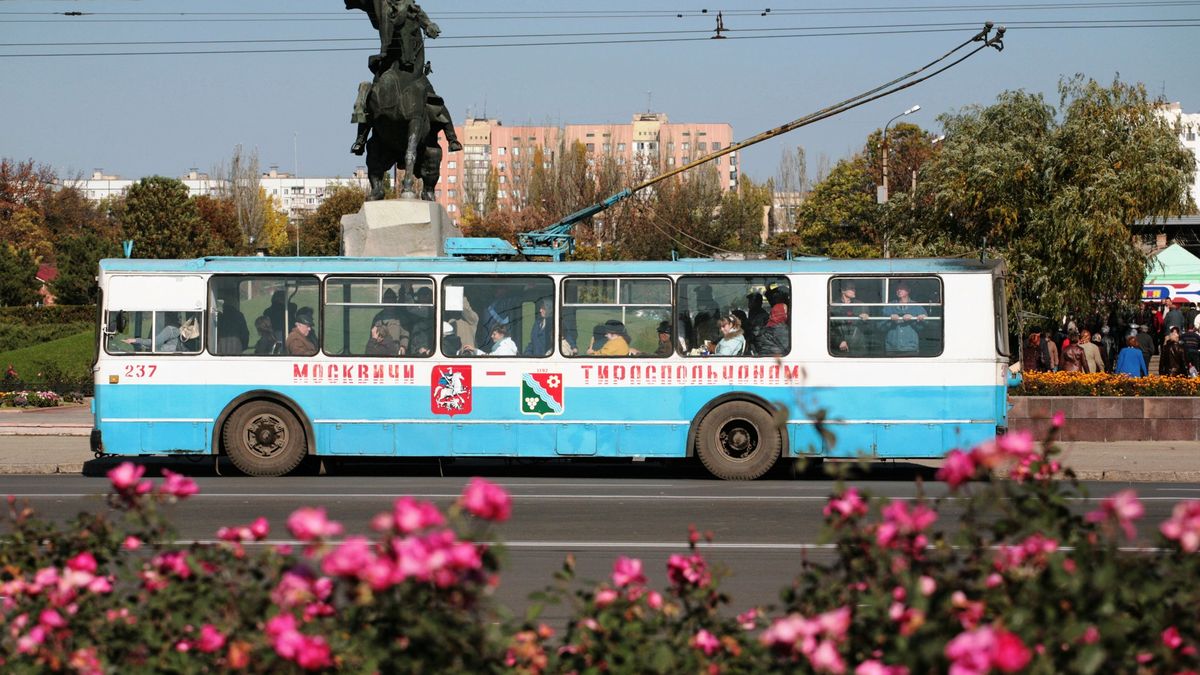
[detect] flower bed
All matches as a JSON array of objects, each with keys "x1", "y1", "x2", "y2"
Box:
[
  {"x1": 1012, "y1": 371, "x2": 1200, "y2": 397},
  {"x1": 3, "y1": 427, "x2": 1200, "y2": 673},
  {"x1": 0, "y1": 390, "x2": 65, "y2": 408}
]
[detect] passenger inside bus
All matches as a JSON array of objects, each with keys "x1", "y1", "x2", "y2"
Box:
[
  {"x1": 123, "y1": 312, "x2": 183, "y2": 353},
  {"x1": 588, "y1": 320, "x2": 631, "y2": 356},
  {"x1": 286, "y1": 313, "x2": 318, "y2": 356},
  {"x1": 253, "y1": 316, "x2": 280, "y2": 355},
  {"x1": 215, "y1": 291, "x2": 249, "y2": 355},
  {"x1": 365, "y1": 321, "x2": 401, "y2": 356},
  {"x1": 486, "y1": 325, "x2": 519, "y2": 356},
  {"x1": 655, "y1": 321, "x2": 673, "y2": 356},
  {"x1": 524, "y1": 299, "x2": 553, "y2": 356},
  {"x1": 264, "y1": 290, "x2": 298, "y2": 344}
]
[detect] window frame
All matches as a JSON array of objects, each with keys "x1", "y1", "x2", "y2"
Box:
[
  {"x1": 559, "y1": 275, "x2": 674, "y2": 359},
  {"x1": 103, "y1": 309, "x2": 205, "y2": 357},
  {"x1": 322, "y1": 275, "x2": 437, "y2": 359},
  {"x1": 205, "y1": 274, "x2": 322, "y2": 358},
  {"x1": 826, "y1": 275, "x2": 945, "y2": 359},
  {"x1": 441, "y1": 274, "x2": 556, "y2": 359},
  {"x1": 675, "y1": 275, "x2": 792, "y2": 358}
]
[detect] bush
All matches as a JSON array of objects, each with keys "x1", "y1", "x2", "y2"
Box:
[
  {"x1": 1013, "y1": 370, "x2": 1200, "y2": 396},
  {"x1": 0, "y1": 390, "x2": 64, "y2": 408},
  {"x1": 0, "y1": 305, "x2": 95, "y2": 327},
  {"x1": 3, "y1": 428, "x2": 1200, "y2": 673},
  {"x1": 0, "y1": 322, "x2": 92, "y2": 353}
]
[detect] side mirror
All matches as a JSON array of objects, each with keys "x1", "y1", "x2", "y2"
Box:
[{"x1": 105, "y1": 311, "x2": 127, "y2": 335}]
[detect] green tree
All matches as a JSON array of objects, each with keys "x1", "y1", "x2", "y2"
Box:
[
  {"x1": 0, "y1": 244, "x2": 38, "y2": 307},
  {"x1": 715, "y1": 175, "x2": 773, "y2": 252},
  {"x1": 298, "y1": 185, "x2": 366, "y2": 256},
  {"x1": 778, "y1": 156, "x2": 880, "y2": 258},
  {"x1": 915, "y1": 76, "x2": 1196, "y2": 322},
  {"x1": 120, "y1": 176, "x2": 213, "y2": 259},
  {"x1": 53, "y1": 232, "x2": 120, "y2": 305},
  {"x1": 41, "y1": 183, "x2": 119, "y2": 248}
]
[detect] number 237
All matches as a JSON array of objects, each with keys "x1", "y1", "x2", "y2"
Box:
[{"x1": 123, "y1": 364, "x2": 157, "y2": 378}]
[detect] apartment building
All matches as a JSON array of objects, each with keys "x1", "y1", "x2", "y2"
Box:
[
  {"x1": 1158, "y1": 102, "x2": 1200, "y2": 207},
  {"x1": 71, "y1": 167, "x2": 370, "y2": 221},
  {"x1": 435, "y1": 112, "x2": 736, "y2": 218}
]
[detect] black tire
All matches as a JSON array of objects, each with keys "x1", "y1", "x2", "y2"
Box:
[
  {"x1": 221, "y1": 401, "x2": 308, "y2": 477},
  {"x1": 695, "y1": 401, "x2": 781, "y2": 480}
]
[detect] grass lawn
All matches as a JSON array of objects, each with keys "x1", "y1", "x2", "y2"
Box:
[{"x1": 0, "y1": 330, "x2": 95, "y2": 385}]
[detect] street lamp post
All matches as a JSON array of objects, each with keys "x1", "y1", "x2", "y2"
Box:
[
  {"x1": 878, "y1": 105, "x2": 921, "y2": 206},
  {"x1": 878, "y1": 105, "x2": 920, "y2": 259}
]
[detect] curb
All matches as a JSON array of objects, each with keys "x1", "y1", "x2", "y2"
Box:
[
  {"x1": 0, "y1": 463, "x2": 86, "y2": 475},
  {"x1": 1070, "y1": 470, "x2": 1200, "y2": 483},
  {"x1": 0, "y1": 426, "x2": 91, "y2": 437}
]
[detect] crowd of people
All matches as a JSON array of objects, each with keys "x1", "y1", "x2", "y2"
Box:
[{"x1": 1022, "y1": 298, "x2": 1200, "y2": 378}]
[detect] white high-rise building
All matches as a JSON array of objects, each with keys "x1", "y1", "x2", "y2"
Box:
[{"x1": 1159, "y1": 102, "x2": 1200, "y2": 207}]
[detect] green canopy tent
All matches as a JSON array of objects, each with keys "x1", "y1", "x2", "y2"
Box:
[{"x1": 1144, "y1": 244, "x2": 1200, "y2": 303}]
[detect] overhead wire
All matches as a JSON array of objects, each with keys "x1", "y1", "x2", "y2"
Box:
[{"x1": 1, "y1": 21, "x2": 1195, "y2": 58}]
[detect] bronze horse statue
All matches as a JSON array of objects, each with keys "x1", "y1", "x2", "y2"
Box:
[{"x1": 364, "y1": 63, "x2": 433, "y2": 201}]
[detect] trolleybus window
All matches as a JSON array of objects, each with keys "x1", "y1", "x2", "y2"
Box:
[
  {"x1": 442, "y1": 276, "x2": 554, "y2": 357},
  {"x1": 676, "y1": 276, "x2": 790, "y2": 356},
  {"x1": 560, "y1": 277, "x2": 672, "y2": 357},
  {"x1": 106, "y1": 310, "x2": 203, "y2": 355},
  {"x1": 208, "y1": 276, "x2": 320, "y2": 356},
  {"x1": 324, "y1": 277, "x2": 435, "y2": 357},
  {"x1": 828, "y1": 276, "x2": 943, "y2": 357}
]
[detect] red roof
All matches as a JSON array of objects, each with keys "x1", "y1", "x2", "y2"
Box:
[{"x1": 36, "y1": 264, "x2": 58, "y2": 282}]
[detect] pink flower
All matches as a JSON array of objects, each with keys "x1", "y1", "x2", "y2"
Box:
[
  {"x1": 937, "y1": 450, "x2": 977, "y2": 488},
  {"x1": 1163, "y1": 626, "x2": 1184, "y2": 650},
  {"x1": 875, "y1": 501, "x2": 937, "y2": 550},
  {"x1": 594, "y1": 588, "x2": 618, "y2": 608},
  {"x1": 918, "y1": 576, "x2": 937, "y2": 597},
  {"x1": 107, "y1": 462, "x2": 152, "y2": 495},
  {"x1": 991, "y1": 629, "x2": 1032, "y2": 672},
  {"x1": 1086, "y1": 489, "x2": 1144, "y2": 539},
  {"x1": 197, "y1": 624, "x2": 226, "y2": 653},
  {"x1": 1051, "y1": 410, "x2": 1066, "y2": 428},
  {"x1": 1080, "y1": 626, "x2": 1100, "y2": 644},
  {"x1": 294, "y1": 634, "x2": 333, "y2": 670},
  {"x1": 612, "y1": 556, "x2": 646, "y2": 588},
  {"x1": 971, "y1": 431, "x2": 1035, "y2": 469},
  {"x1": 817, "y1": 607, "x2": 851, "y2": 640},
  {"x1": 824, "y1": 488, "x2": 868, "y2": 521},
  {"x1": 321, "y1": 537, "x2": 373, "y2": 577},
  {"x1": 810, "y1": 639, "x2": 846, "y2": 674},
  {"x1": 123, "y1": 536, "x2": 141, "y2": 550},
  {"x1": 1160, "y1": 500, "x2": 1200, "y2": 552},
  {"x1": 249, "y1": 516, "x2": 270, "y2": 539},
  {"x1": 666, "y1": 553, "x2": 711, "y2": 588},
  {"x1": 66, "y1": 551, "x2": 97, "y2": 574},
  {"x1": 159, "y1": 469, "x2": 199, "y2": 499},
  {"x1": 646, "y1": 591, "x2": 664, "y2": 610},
  {"x1": 737, "y1": 608, "x2": 760, "y2": 630},
  {"x1": 86, "y1": 576, "x2": 113, "y2": 594},
  {"x1": 460, "y1": 477, "x2": 512, "y2": 522},
  {"x1": 692, "y1": 629, "x2": 721, "y2": 656},
  {"x1": 856, "y1": 661, "x2": 910, "y2": 675},
  {"x1": 393, "y1": 496, "x2": 446, "y2": 533},
  {"x1": 287, "y1": 507, "x2": 344, "y2": 541},
  {"x1": 39, "y1": 609, "x2": 66, "y2": 629}
]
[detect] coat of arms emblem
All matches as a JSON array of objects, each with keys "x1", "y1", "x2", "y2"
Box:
[
  {"x1": 521, "y1": 372, "x2": 563, "y2": 417},
  {"x1": 432, "y1": 365, "x2": 471, "y2": 416}
]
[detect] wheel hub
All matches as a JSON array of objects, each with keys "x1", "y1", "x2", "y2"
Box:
[
  {"x1": 245, "y1": 414, "x2": 287, "y2": 459},
  {"x1": 718, "y1": 419, "x2": 759, "y2": 461}
]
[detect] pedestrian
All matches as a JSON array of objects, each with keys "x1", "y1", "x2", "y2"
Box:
[
  {"x1": 1022, "y1": 332, "x2": 1043, "y2": 372},
  {"x1": 1115, "y1": 335, "x2": 1148, "y2": 377},
  {"x1": 1164, "y1": 300, "x2": 1186, "y2": 335},
  {"x1": 1135, "y1": 324, "x2": 1155, "y2": 371},
  {"x1": 1079, "y1": 329, "x2": 1104, "y2": 373},
  {"x1": 1060, "y1": 332, "x2": 1086, "y2": 373},
  {"x1": 1100, "y1": 325, "x2": 1118, "y2": 372},
  {"x1": 1181, "y1": 323, "x2": 1200, "y2": 375},
  {"x1": 1160, "y1": 329, "x2": 1188, "y2": 376}
]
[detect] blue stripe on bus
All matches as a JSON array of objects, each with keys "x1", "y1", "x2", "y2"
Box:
[{"x1": 94, "y1": 384, "x2": 1004, "y2": 460}]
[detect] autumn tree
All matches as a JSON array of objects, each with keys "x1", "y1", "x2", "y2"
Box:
[
  {"x1": 0, "y1": 244, "x2": 38, "y2": 307},
  {"x1": 914, "y1": 76, "x2": 1196, "y2": 322},
  {"x1": 776, "y1": 156, "x2": 880, "y2": 258},
  {"x1": 194, "y1": 195, "x2": 242, "y2": 256},
  {"x1": 297, "y1": 185, "x2": 366, "y2": 256},
  {"x1": 53, "y1": 232, "x2": 120, "y2": 305},
  {"x1": 120, "y1": 176, "x2": 214, "y2": 259}
]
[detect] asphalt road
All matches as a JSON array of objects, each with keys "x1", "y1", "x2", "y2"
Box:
[{"x1": 4, "y1": 471, "x2": 1199, "y2": 624}]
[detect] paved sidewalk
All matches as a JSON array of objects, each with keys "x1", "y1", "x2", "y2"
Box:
[{"x1": 2, "y1": 403, "x2": 1199, "y2": 480}]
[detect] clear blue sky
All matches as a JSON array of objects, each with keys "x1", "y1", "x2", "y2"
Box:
[{"x1": 2, "y1": 1, "x2": 1197, "y2": 184}]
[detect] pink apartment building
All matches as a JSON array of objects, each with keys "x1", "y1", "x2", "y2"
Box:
[{"x1": 434, "y1": 112, "x2": 736, "y2": 221}]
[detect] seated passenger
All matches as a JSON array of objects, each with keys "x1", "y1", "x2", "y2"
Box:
[
  {"x1": 365, "y1": 322, "x2": 401, "y2": 356},
  {"x1": 524, "y1": 299, "x2": 553, "y2": 356},
  {"x1": 655, "y1": 321, "x2": 673, "y2": 356},
  {"x1": 715, "y1": 314, "x2": 746, "y2": 356},
  {"x1": 487, "y1": 325, "x2": 520, "y2": 356},
  {"x1": 830, "y1": 279, "x2": 870, "y2": 354},
  {"x1": 124, "y1": 313, "x2": 182, "y2": 352},
  {"x1": 883, "y1": 281, "x2": 926, "y2": 355},
  {"x1": 254, "y1": 316, "x2": 280, "y2": 355},
  {"x1": 286, "y1": 314, "x2": 318, "y2": 356},
  {"x1": 589, "y1": 320, "x2": 631, "y2": 356},
  {"x1": 757, "y1": 287, "x2": 790, "y2": 355}
]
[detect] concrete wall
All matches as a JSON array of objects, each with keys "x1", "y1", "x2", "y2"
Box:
[{"x1": 1010, "y1": 396, "x2": 1200, "y2": 442}]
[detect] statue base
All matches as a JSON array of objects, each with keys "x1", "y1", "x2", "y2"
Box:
[{"x1": 340, "y1": 199, "x2": 462, "y2": 257}]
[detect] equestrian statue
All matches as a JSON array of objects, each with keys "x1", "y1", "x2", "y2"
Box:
[{"x1": 345, "y1": 0, "x2": 462, "y2": 201}]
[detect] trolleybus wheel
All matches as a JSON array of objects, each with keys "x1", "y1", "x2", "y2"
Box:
[
  {"x1": 695, "y1": 401, "x2": 781, "y2": 480},
  {"x1": 222, "y1": 401, "x2": 307, "y2": 477}
]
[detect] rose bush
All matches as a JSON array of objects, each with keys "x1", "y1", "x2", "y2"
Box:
[{"x1": 3, "y1": 420, "x2": 1200, "y2": 673}]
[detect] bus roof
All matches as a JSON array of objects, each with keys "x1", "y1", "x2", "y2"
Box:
[{"x1": 98, "y1": 256, "x2": 1004, "y2": 276}]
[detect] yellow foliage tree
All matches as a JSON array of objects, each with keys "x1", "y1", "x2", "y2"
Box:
[{"x1": 260, "y1": 189, "x2": 291, "y2": 255}]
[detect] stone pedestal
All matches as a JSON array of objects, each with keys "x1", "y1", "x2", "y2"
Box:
[{"x1": 340, "y1": 199, "x2": 461, "y2": 257}]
